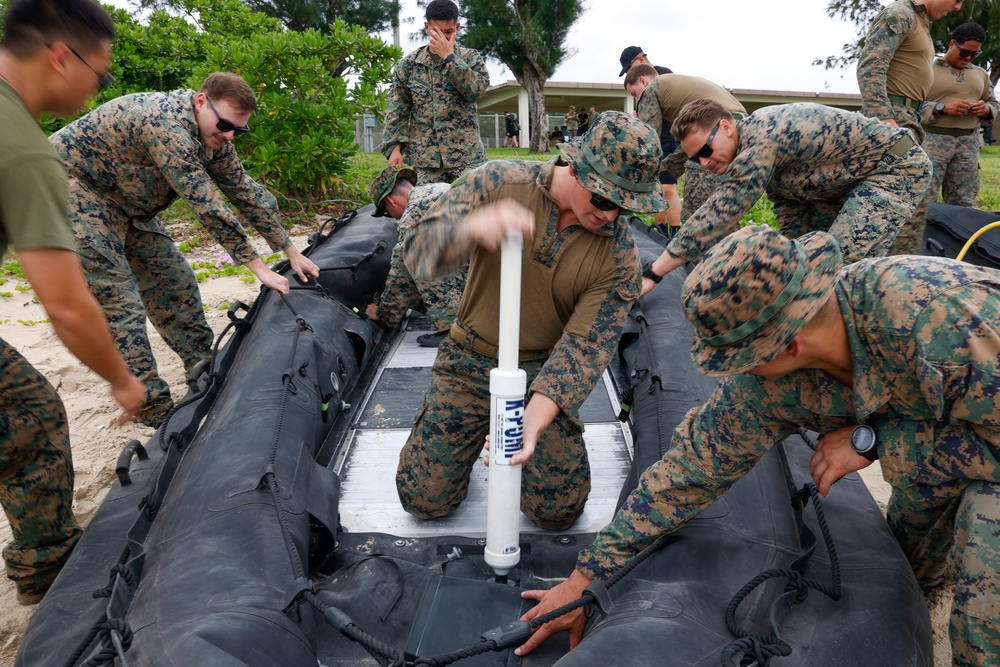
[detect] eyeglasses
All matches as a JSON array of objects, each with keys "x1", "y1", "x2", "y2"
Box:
[
  {"x1": 688, "y1": 121, "x2": 721, "y2": 160},
  {"x1": 206, "y1": 97, "x2": 251, "y2": 137},
  {"x1": 65, "y1": 45, "x2": 114, "y2": 91},
  {"x1": 590, "y1": 192, "x2": 621, "y2": 212},
  {"x1": 957, "y1": 46, "x2": 982, "y2": 59}
]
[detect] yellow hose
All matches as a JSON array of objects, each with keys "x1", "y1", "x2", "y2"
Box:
[{"x1": 956, "y1": 220, "x2": 1000, "y2": 262}]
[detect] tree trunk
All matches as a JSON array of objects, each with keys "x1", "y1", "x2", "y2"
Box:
[{"x1": 517, "y1": 64, "x2": 550, "y2": 154}]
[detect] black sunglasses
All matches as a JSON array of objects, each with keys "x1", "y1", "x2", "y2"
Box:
[
  {"x1": 688, "y1": 120, "x2": 721, "y2": 160},
  {"x1": 957, "y1": 46, "x2": 981, "y2": 59},
  {"x1": 64, "y1": 44, "x2": 114, "y2": 91},
  {"x1": 590, "y1": 192, "x2": 621, "y2": 212},
  {"x1": 206, "y1": 97, "x2": 251, "y2": 137}
]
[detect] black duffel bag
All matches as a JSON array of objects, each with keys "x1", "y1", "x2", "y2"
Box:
[{"x1": 921, "y1": 202, "x2": 1000, "y2": 270}]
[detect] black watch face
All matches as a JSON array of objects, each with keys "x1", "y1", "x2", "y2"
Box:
[{"x1": 852, "y1": 426, "x2": 876, "y2": 453}]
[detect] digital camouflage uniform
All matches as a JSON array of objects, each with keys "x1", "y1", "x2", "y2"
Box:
[
  {"x1": 578, "y1": 227, "x2": 1000, "y2": 667},
  {"x1": 50, "y1": 91, "x2": 292, "y2": 427},
  {"x1": 0, "y1": 79, "x2": 82, "y2": 599},
  {"x1": 858, "y1": 0, "x2": 936, "y2": 254},
  {"x1": 378, "y1": 183, "x2": 466, "y2": 331},
  {"x1": 396, "y1": 113, "x2": 664, "y2": 530},
  {"x1": 565, "y1": 108, "x2": 579, "y2": 138},
  {"x1": 381, "y1": 44, "x2": 489, "y2": 185},
  {"x1": 666, "y1": 103, "x2": 930, "y2": 266},
  {"x1": 920, "y1": 57, "x2": 998, "y2": 207},
  {"x1": 634, "y1": 74, "x2": 747, "y2": 223}
]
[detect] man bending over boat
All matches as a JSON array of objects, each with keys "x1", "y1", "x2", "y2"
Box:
[
  {"x1": 0, "y1": 0, "x2": 145, "y2": 604},
  {"x1": 396, "y1": 112, "x2": 666, "y2": 530},
  {"x1": 519, "y1": 226, "x2": 1000, "y2": 666},
  {"x1": 366, "y1": 165, "x2": 462, "y2": 348},
  {"x1": 49, "y1": 72, "x2": 319, "y2": 427},
  {"x1": 639, "y1": 99, "x2": 931, "y2": 295}
]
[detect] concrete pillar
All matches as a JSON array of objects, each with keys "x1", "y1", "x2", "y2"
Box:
[{"x1": 624, "y1": 94, "x2": 635, "y2": 115}]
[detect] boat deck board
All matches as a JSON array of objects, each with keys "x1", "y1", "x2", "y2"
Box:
[{"x1": 336, "y1": 320, "x2": 633, "y2": 538}]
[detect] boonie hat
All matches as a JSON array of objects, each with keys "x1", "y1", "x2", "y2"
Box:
[
  {"x1": 619, "y1": 46, "x2": 644, "y2": 76},
  {"x1": 682, "y1": 226, "x2": 843, "y2": 376},
  {"x1": 369, "y1": 165, "x2": 417, "y2": 217},
  {"x1": 557, "y1": 111, "x2": 666, "y2": 213}
]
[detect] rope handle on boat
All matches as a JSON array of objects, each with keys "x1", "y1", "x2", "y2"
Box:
[{"x1": 720, "y1": 482, "x2": 842, "y2": 667}]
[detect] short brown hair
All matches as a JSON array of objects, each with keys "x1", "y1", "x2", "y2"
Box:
[
  {"x1": 199, "y1": 72, "x2": 257, "y2": 112},
  {"x1": 671, "y1": 99, "x2": 733, "y2": 142},
  {"x1": 623, "y1": 64, "x2": 658, "y2": 88}
]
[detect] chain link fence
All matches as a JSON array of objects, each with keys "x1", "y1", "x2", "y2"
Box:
[{"x1": 354, "y1": 113, "x2": 570, "y2": 151}]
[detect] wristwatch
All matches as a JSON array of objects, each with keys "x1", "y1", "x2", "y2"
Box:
[
  {"x1": 934, "y1": 102, "x2": 945, "y2": 115},
  {"x1": 850, "y1": 424, "x2": 879, "y2": 461},
  {"x1": 642, "y1": 262, "x2": 663, "y2": 284}
]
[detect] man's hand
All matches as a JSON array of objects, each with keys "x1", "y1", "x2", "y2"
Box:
[
  {"x1": 110, "y1": 374, "x2": 147, "y2": 425},
  {"x1": 970, "y1": 100, "x2": 990, "y2": 118},
  {"x1": 809, "y1": 425, "x2": 876, "y2": 496},
  {"x1": 244, "y1": 257, "x2": 290, "y2": 294},
  {"x1": 944, "y1": 100, "x2": 972, "y2": 116},
  {"x1": 365, "y1": 303, "x2": 380, "y2": 320},
  {"x1": 516, "y1": 571, "x2": 591, "y2": 656},
  {"x1": 285, "y1": 245, "x2": 320, "y2": 284},
  {"x1": 465, "y1": 199, "x2": 535, "y2": 251},
  {"x1": 881, "y1": 118, "x2": 899, "y2": 128},
  {"x1": 427, "y1": 26, "x2": 456, "y2": 60},
  {"x1": 638, "y1": 252, "x2": 686, "y2": 297},
  {"x1": 388, "y1": 145, "x2": 404, "y2": 168}
]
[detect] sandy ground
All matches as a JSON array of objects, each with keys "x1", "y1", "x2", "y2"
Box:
[{"x1": 0, "y1": 237, "x2": 952, "y2": 666}]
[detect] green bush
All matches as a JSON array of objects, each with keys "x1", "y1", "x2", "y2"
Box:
[{"x1": 191, "y1": 19, "x2": 400, "y2": 201}]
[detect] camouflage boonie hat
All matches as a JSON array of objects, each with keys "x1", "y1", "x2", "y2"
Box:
[
  {"x1": 558, "y1": 111, "x2": 667, "y2": 214},
  {"x1": 682, "y1": 226, "x2": 843, "y2": 376},
  {"x1": 369, "y1": 165, "x2": 417, "y2": 217}
]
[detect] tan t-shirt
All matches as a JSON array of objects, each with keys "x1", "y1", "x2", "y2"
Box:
[
  {"x1": 884, "y1": 4, "x2": 934, "y2": 101},
  {"x1": 923, "y1": 59, "x2": 997, "y2": 130}
]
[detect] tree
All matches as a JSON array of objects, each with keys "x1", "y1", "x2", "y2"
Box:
[
  {"x1": 815, "y1": 0, "x2": 1000, "y2": 86},
  {"x1": 458, "y1": 0, "x2": 585, "y2": 153},
  {"x1": 138, "y1": 0, "x2": 400, "y2": 34}
]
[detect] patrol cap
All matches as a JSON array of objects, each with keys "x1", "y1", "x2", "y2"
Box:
[
  {"x1": 682, "y1": 226, "x2": 843, "y2": 376},
  {"x1": 558, "y1": 111, "x2": 667, "y2": 214},
  {"x1": 619, "y1": 46, "x2": 644, "y2": 76},
  {"x1": 368, "y1": 165, "x2": 417, "y2": 217}
]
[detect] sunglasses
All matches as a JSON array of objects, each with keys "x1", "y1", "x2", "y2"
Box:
[
  {"x1": 590, "y1": 192, "x2": 621, "y2": 212},
  {"x1": 206, "y1": 97, "x2": 251, "y2": 137},
  {"x1": 957, "y1": 46, "x2": 981, "y2": 59},
  {"x1": 64, "y1": 44, "x2": 114, "y2": 91},
  {"x1": 688, "y1": 121, "x2": 721, "y2": 160}
]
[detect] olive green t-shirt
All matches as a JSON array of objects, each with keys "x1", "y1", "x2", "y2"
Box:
[{"x1": 0, "y1": 80, "x2": 76, "y2": 257}]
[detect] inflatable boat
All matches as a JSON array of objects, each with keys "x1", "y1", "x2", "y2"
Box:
[{"x1": 16, "y1": 211, "x2": 932, "y2": 667}]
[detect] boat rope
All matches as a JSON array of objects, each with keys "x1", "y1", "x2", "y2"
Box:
[
  {"x1": 317, "y1": 240, "x2": 389, "y2": 281},
  {"x1": 719, "y1": 482, "x2": 842, "y2": 667},
  {"x1": 304, "y1": 590, "x2": 406, "y2": 667},
  {"x1": 78, "y1": 619, "x2": 133, "y2": 667}
]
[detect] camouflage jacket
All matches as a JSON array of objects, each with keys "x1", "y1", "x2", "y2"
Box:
[
  {"x1": 378, "y1": 182, "x2": 455, "y2": 328},
  {"x1": 667, "y1": 103, "x2": 913, "y2": 263},
  {"x1": 857, "y1": 0, "x2": 934, "y2": 122},
  {"x1": 920, "y1": 58, "x2": 999, "y2": 129},
  {"x1": 402, "y1": 159, "x2": 641, "y2": 416},
  {"x1": 50, "y1": 90, "x2": 289, "y2": 265},
  {"x1": 381, "y1": 44, "x2": 489, "y2": 171},
  {"x1": 577, "y1": 256, "x2": 1000, "y2": 581}
]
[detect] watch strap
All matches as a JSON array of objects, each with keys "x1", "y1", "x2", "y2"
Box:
[{"x1": 642, "y1": 262, "x2": 663, "y2": 284}]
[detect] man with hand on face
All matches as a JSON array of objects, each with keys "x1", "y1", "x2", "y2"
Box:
[
  {"x1": 919, "y1": 22, "x2": 998, "y2": 207},
  {"x1": 517, "y1": 225, "x2": 1000, "y2": 666},
  {"x1": 0, "y1": 0, "x2": 146, "y2": 605},
  {"x1": 395, "y1": 112, "x2": 666, "y2": 531},
  {"x1": 639, "y1": 99, "x2": 930, "y2": 295},
  {"x1": 382, "y1": 0, "x2": 489, "y2": 185},
  {"x1": 50, "y1": 71, "x2": 320, "y2": 428}
]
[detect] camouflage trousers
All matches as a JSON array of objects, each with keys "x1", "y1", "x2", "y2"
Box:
[
  {"x1": 776, "y1": 143, "x2": 931, "y2": 261},
  {"x1": 680, "y1": 162, "x2": 728, "y2": 223},
  {"x1": 68, "y1": 180, "x2": 213, "y2": 428},
  {"x1": 396, "y1": 334, "x2": 591, "y2": 530},
  {"x1": 0, "y1": 338, "x2": 81, "y2": 596},
  {"x1": 887, "y1": 480, "x2": 1000, "y2": 666},
  {"x1": 921, "y1": 132, "x2": 981, "y2": 208},
  {"x1": 414, "y1": 164, "x2": 476, "y2": 186},
  {"x1": 379, "y1": 239, "x2": 466, "y2": 331}
]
